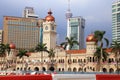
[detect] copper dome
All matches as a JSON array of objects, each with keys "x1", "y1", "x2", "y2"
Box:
[
  {"x1": 86, "y1": 34, "x2": 96, "y2": 42},
  {"x1": 9, "y1": 43, "x2": 16, "y2": 49},
  {"x1": 45, "y1": 10, "x2": 55, "y2": 21}
]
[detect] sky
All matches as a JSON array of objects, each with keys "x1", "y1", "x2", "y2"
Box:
[{"x1": 0, "y1": 0, "x2": 115, "y2": 46}]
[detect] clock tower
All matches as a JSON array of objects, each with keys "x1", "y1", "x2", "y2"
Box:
[{"x1": 43, "y1": 10, "x2": 57, "y2": 50}]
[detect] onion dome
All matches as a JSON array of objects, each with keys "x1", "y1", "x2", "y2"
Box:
[
  {"x1": 45, "y1": 9, "x2": 55, "y2": 21},
  {"x1": 86, "y1": 34, "x2": 96, "y2": 42},
  {"x1": 9, "y1": 43, "x2": 16, "y2": 49}
]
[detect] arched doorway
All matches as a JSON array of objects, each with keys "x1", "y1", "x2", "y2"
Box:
[
  {"x1": 49, "y1": 66, "x2": 55, "y2": 72},
  {"x1": 34, "y1": 67, "x2": 39, "y2": 71},
  {"x1": 42, "y1": 67, "x2": 46, "y2": 71},
  {"x1": 78, "y1": 68, "x2": 82, "y2": 72},
  {"x1": 58, "y1": 68, "x2": 61, "y2": 71},
  {"x1": 103, "y1": 68, "x2": 107, "y2": 73},
  {"x1": 109, "y1": 68, "x2": 114, "y2": 73},
  {"x1": 73, "y1": 67, "x2": 77, "y2": 72},
  {"x1": 17, "y1": 67, "x2": 19, "y2": 70},
  {"x1": 68, "y1": 68, "x2": 71, "y2": 72}
]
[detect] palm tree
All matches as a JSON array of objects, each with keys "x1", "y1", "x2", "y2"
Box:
[
  {"x1": 111, "y1": 40, "x2": 120, "y2": 74},
  {"x1": 16, "y1": 49, "x2": 29, "y2": 71},
  {"x1": 94, "y1": 30, "x2": 109, "y2": 72},
  {"x1": 35, "y1": 43, "x2": 48, "y2": 71},
  {"x1": 94, "y1": 47, "x2": 108, "y2": 71},
  {"x1": 48, "y1": 48, "x2": 55, "y2": 72},
  {"x1": 5, "y1": 44, "x2": 10, "y2": 55},
  {"x1": 0, "y1": 44, "x2": 6, "y2": 70},
  {"x1": 48, "y1": 49, "x2": 55, "y2": 61},
  {"x1": 60, "y1": 37, "x2": 79, "y2": 50},
  {"x1": 60, "y1": 37, "x2": 79, "y2": 71}
]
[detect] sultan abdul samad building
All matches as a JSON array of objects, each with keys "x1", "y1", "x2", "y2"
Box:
[{"x1": 0, "y1": 10, "x2": 119, "y2": 73}]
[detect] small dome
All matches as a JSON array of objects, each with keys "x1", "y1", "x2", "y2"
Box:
[
  {"x1": 9, "y1": 43, "x2": 16, "y2": 49},
  {"x1": 86, "y1": 34, "x2": 96, "y2": 42},
  {"x1": 45, "y1": 10, "x2": 55, "y2": 21}
]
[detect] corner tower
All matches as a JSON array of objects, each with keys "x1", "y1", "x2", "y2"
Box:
[{"x1": 43, "y1": 10, "x2": 57, "y2": 50}]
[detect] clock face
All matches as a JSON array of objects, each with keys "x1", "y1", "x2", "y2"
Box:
[{"x1": 45, "y1": 26, "x2": 48, "y2": 30}]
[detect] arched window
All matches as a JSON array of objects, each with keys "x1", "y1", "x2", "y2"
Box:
[
  {"x1": 73, "y1": 67, "x2": 77, "y2": 72},
  {"x1": 62, "y1": 68, "x2": 64, "y2": 71},
  {"x1": 78, "y1": 68, "x2": 82, "y2": 72},
  {"x1": 109, "y1": 68, "x2": 114, "y2": 73},
  {"x1": 108, "y1": 58, "x2": 111, "y2": 63},
  {"x1": 59, "y1": 68, "x2": 61, "y2": 71},
  {"x1": 93, "y1": 68, "x2": 95, "y2": 71},
  {"x1": 78, "y1": 59, "x2": 80, "y2": 63},
  {"x1": 90, "y1": 57, "x2": 92, "y2": 62},
  {"x1": 17, "y1": 67, "x2": 19, "y2": 70},
  {"x1": 84, "y1": 59, "x2": 86, "y2": 63},
  {"x1": 68, "y1": 68, "x2": 71, "y2": 71},
  {"x1": 93, "y1": 57, "x2": 95, "y2": 62}
]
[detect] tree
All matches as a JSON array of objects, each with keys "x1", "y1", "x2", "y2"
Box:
[
  {"x1": 48, "y1": 49, "x2": 55, "y2": 61},
  {"x1": 60, "y1": 37, "x2": 79, "y2": 71},
  {"x1": 94, "y1": 30, "x2": 109, "y2": 72},
  {"x1": 5, "y1": 44, "x2": 10, "y2": 55},
  {"x1": 111, "y1": 40, "x2": 120, "y2": 74},
  {"x1": 35, "y1": 43, "x2": 48, "y2": 71},
  {"x1": 94, "y1": 47, "x2": 108, "y2": 72},
  {"x1": 48, "y1": 48, "x2": 55, "y2": 72},
  {"x1": 0, "y1": 44, "x2": 6, "y2": 70},
  {"x1": 60, "y1": 37, "x2": 79, "y2": 50},
  {"x1": 16, "y1": 49, "x2": 29, "y2": 71}
]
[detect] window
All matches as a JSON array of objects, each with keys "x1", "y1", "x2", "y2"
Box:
[
  {"x1": 45, "y1": 26, "x2": 48, "y2": 30},
  {"x1": 52, "y1": 26, "x2": 54, "y2": 30}
]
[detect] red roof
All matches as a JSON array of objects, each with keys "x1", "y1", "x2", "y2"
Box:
[
  {"x1": 105, "y1": 48, "x2": 112, "y2": 52},
  {"x1": 66, "y1": 49, "x2": 86, "y2": 54}
]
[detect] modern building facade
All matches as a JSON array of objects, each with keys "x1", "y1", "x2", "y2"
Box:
[
  {"x1": 65, "y1": 0, "x2": 85, "y2": 50},
  {"x1": 112, "y1": 1, "x2": 120, "y2": 43},
  {"x1": 3, "y1": 16, "x2": 43, "y2": 49},
  {"x1": 22, "y1": 7, "x2": 38, "y2": 18},
  {"x1": 67, "y1": 17, "x2": 85, "y2": 49}
]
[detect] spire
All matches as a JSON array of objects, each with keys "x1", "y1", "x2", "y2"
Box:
[
  {"x1": 68, "y1": 0, "x2": 70, "y2": 11},
  {"x1": 65, "y1": 0, "x2": 73, "y2": 19},
  {"x1": 48, "y1": 9, "x2": 52, "y2": 15}
]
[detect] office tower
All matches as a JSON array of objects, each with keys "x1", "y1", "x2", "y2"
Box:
[
  {"x1": 0, "y1": 30, "x2": 3, "y2": 44},
  {"x1": 23, "y1": 7, "x2": 38, "y2": 18},
  {"x1": 43, "y1": 10, "x2": 57, "y2": 50},
  {"x1": 3, "y1": 16, "x2": 43, "y2": 49},
  {"x1": 67, "y1": 17, "x2": 85, "y2": 49},
  {"x1": 112, "y1": 1, "x2": 120, "y2": 43},
  {"x1": 66, "y1": 0, "x2": 85, "y2": 50}
]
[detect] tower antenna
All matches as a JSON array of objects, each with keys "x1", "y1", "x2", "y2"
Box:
[
  {"x1": 68, "y1": 0, "x2": 70, "y2": 11},
  {"x1": 66, "y1": 0, "x2": 72, "y2": 19}
]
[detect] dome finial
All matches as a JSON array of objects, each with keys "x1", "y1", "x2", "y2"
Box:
[
  {"x1": 45, "y1": 9, "x2": 55, "y2": 21},
  {"x1": 48, "y1": 9, "x2": 52, "y2": 15}
]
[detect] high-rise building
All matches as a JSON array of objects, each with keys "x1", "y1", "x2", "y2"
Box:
[
  {"x1": 66, "y1": 0, "x2": 85, "y2": 50},
  {"x1": 67, "y1": 17, "x2": 85, "y2": 49},
  {"x1": 0, "y1": 30, "x2": 3, "y2": 44},
  {"x1": 22, "y1": 7, "x2": 38, "y2": 18},
  {"x1": 3, "y1": 16, "x2": 43, "y2": 49},
  {"x1": 112, "y1": 1, "x2": 120, "y2": 43},
  {"x1": 43, "y1": 10, "x2": 57, "y2": 50}
]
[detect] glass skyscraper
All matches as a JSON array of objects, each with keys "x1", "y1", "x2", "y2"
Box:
[
  {"x1": 67, "y1": 17, "x2": 85, "y2": 50},
  {"x1": 112, "y1": 1, "x2": 120, "y2": 43}
]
